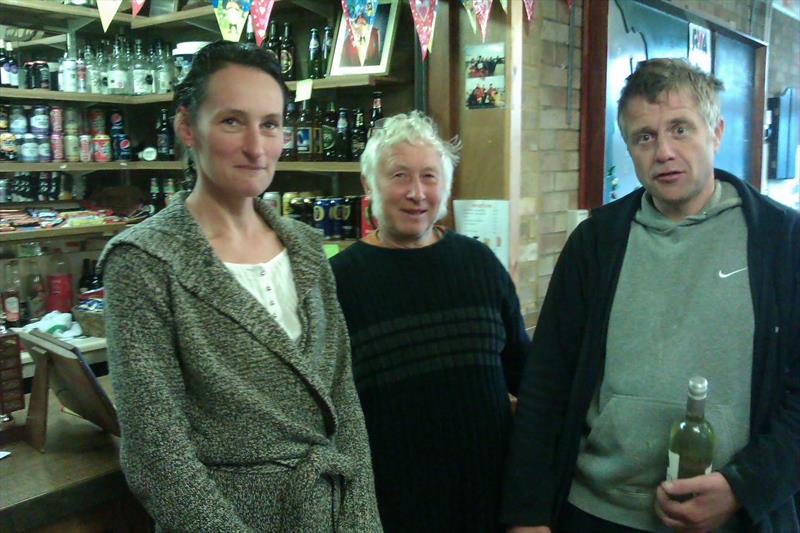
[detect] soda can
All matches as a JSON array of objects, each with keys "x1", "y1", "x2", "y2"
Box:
[
  {"x1": 261, "y1": 191, "x2": 281, "y2": 213},
  {"x1": 109, "y1": 109, "x2": 125, "y2": 135},
  {"x1": 112, "y1": 133, "x2": 131, "y2": 161},
  {"x1": 289, "y1": 196, "x2": 314, "y2": 226},
  {"x1": 79, "y1": 134, "x2": 93, "y2": 162},
  {"x1": 341, "y1": 196, "x2": 360, "y2": 239},
  {"x1": 49, "y1": 105, "x2": 63, "y2": 133},
  {"x1": 64, "y1": 134, "x2": 80, "y2": 162},
  {"x1": 328, "y1": 197, "x2": 343, "y2": 239},
  {"x1": 87, "y1": 107, "x2": 106, "y2": 136},
  {"x1": 92, "y1": 134, "x2": 112, "y2": 162},
  {"x1": 282, "y1": 192, "x2": 300, "y2": 218},
  {"x1": 63, "y1": 106, "x2": 80, "y2": 135},
  {"x1": 36, "y1": 134, "x2": 51, "y2": 162},
  {"x1": 361, "y1": 195, "x2": 376, "y2": 237},
  {"x1": 313, "y1": 198, "x2": 330, "y2": 238},
  {"x1": 30, "y1": 105, "x2": 50, "y2": 135},
  {"x1": 50, "y1": 133, "x2": 64, "y2": 162}
]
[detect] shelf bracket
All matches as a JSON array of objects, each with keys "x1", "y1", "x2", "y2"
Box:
[{"x1": 66, "y1": 18, "x2": 93, "y2": 34}]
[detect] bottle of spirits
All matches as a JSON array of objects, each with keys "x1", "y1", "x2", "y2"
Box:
[
  {"x1": 76, "y1": 47, "x2": 88, "y2": 93},
  {"x1": 0, "y1": 40, "x2": 7, "y2": 88},
  {"x1": 1, "y1": 42, "x2": 19, "y2": 89},
  {"x1": 369, "y1": 91, "x2": 384, "y2": 138},
  {"x1": 131, "y1": 39, "x2": 154, "y2": 95},
  {"x1": 84, "y1": 43, "x2": 102, "y2": 94},
  {"x1": 350, "y1": 108, "x2": 367, "y2": 161},
  {"x1": 280, "y1": 23, "x2": 296, "y2": 81},
  {"x1": 61, "y1": 34, "x2": 79, "y2": 93},
  {"x1": 335, "y1": 108, "x2": 351, "y2": 162},
  {"x1": 281, "y1": 101, "x2": 297, "y2": 161},
  {"x1": 308, "y1": 28, "x2": 322, "y2": 79},
  {"x1": 97, "y1": 40, "x2": 111, "y2": 95},
  {"x1": 153, "y1": 40, "x2": 173, "y2": 94},
  {"x1": 108, "y1": 39, "x2": 129, "y2": 95},
  {"x1": 667, "y1": 376, "x2": 715, "y2": 500},
  {"x1": 156, "y1": 108, "x2": 173, "y2": 160}
]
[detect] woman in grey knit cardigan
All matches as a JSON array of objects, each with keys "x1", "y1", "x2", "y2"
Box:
[{"x1": 99, "y1": 41, "x2": 381, "y2": 532}]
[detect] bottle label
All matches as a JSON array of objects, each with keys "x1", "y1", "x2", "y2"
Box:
[
  {"x1": 108, "y1": 70, "x2": 127, "y2": 90},
  {"x1": 157, "y1": 71, "x2": 171, "y2": 93},
  {"x1": 8, "y1": 65, "x2": 19, "y2": 87},
  {"x1": 157, "y1": 133, "x2": 171, "y2": 155},
  {"x1": 280, "y1": 50, "x2": 293, "y2": 74},
  {"x1": 132, "y1": 69, "x2": 152, "y2": 94},
  {"x1": 296, "y1": 127, "x2": 311, "y2": 153},
  {"x1": 282, "y1": 126, "x2": 295, "y2": 149},
  {"x1": 0, "y1": 65, "x2": 9, "y2": 85},
  {"x1": 4, "y1": 296, "x2": 19, "y2": 321},
  {"x1": 667, "y1": 450, "x2": 712, "y2": 481},
  {"x1": 88, "y1": 67, "x2": 102, "y2": 94},
  {"x1": 322, "y1": 126, "x2": 336, "y2": 150}
]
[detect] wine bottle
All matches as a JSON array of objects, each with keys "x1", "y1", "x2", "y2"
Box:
[{"x1": 667, "y1": 376, "x2": 715, "y2": 499}]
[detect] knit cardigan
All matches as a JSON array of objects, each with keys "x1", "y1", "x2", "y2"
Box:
[{"x1": 99, "y1": 191, "x2": 382, "y2": 533}]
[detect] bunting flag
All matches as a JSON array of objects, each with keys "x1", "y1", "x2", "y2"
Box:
[
  {"x1": 211, "y1": 0, "x2": 252, "y2": 42},
  {"x1": 472, "y1": 0, "x2": 493, "y2": 43},
  {"x1": 524, "y1": 0, "x2": 536, "y2": 23},
  {"x1": 97, "y1": 0, "x2": 123, "y2": 32},
  {"x1": 342, "y1": 0, "x2": 380, "y2": 66},
  {"x1": 132, "y1": 0, "x2": 146, "y2": 17},
  {"x1": 250, "y1": 0, "x2": 275, "y2": 47},
  {"x1": 460, "y1": 0, "x2": 477, "y2": 34},
  {"x1": 409, "y1": 0, "x2": 438, "y2": 61},
  {"x1": 498, "y1": 0, "x2": 507, "y2": 12}
]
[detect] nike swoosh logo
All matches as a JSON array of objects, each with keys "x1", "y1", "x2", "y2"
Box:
[{"x1": 718, "y1": 267, "x2": 747, "y2": 279}]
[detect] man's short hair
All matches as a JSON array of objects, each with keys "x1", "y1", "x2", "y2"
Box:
[{"x1": 617, "y1": 58, "x2": 725, "y2": 141}]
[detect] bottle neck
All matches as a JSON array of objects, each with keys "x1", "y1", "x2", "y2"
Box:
[{"x1": 686, "y1": 396, "x2": 706, "y2": 421}]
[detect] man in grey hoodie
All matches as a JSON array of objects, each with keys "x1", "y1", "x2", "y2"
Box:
[{"x1": 502, "y1": 58, "x2": 800, "y2": 533}]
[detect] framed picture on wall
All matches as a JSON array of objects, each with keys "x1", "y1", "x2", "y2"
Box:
[{"x1": 330, "y1": 0, "x2": 399, "y2": 77}]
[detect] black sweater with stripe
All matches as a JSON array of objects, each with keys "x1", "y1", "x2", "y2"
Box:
[{"x1": 330, "y1": 231, "x2": 530, "y2": 533}]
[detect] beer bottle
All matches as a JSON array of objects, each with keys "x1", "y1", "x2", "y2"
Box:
[
  {"x1": 335, "y1": 108, "x2": 351, "y2": 162},
  {"x1": 321, "y1": 26, "x2": 333, "y2": 78},
  {"x1": 280, "y1": 23, "x2": 296, "y2": 81},
  {"x1": 156, "y1": 107, "x2": 172, "y2": 161},
  {"x1": 350, "y1": 108, "x2": 367, "y2": 161},
  {"x1": 295, "y1": 100, "x2": 313, "y2": 161},
  {"x1": 308, "y1": 29, "x2": 322, "y2": 79},
  {"x1": 322, "y1": 102, "x2": 338, "y2": 161},
  {"x1": 267, "y1": 20, "x2": 281, "y2": 61},
  {"x1": 282, "y1": 101, "x2": 297, "y2": 161},
  {"x1": 369, "y1": 91, "x2": 384, "y2": 138},
  {"x1": 149, "y1": 177, "x2": 164, "y2": 213},
  {"x1": 312, "y1": 100, "x2": 323, "y2": 161},
  {"x1": 164, "y1": 178, "x2": 177, "y2": 205},
  {"x1": 245, "y1": 15, "x2": 256, "y2": 45}
]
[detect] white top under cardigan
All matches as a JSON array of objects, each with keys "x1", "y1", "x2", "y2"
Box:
[{"x1": 224, "y1": 249, "x2": 302, "y2": 341}]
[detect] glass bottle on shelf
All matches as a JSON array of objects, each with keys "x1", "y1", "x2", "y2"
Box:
[
  {"x1": 97, "y1": 40, "x2": 110, "y2": 95},
  {"x1": 25, "y1": 259, "x2": 46, "y2": 323},
  {"x1": 149, "y1": 177, "x2": 165, "y2": 213},
  {"x1": 78, "y1": 258, "x2": 92, "y2": 294},
  {"x1": 0, "y1": 40, "x2": 7, "y2": 88},
  {"x1": 108, "y1": 39, "x2": 129, "y2": 95},
  {"x1": 85, "y1": 43, "x2": 102, "y2": 94},
  {"x1": 369, "y1": 91, "x2": 384, "y2": 138},
  {"x1": 156, "y1": 108, "x2": 173, "y2": 161},
  {"x1": 88, "y1": 260, "x2": 102, "y2": 291},
  {"x1": 132, "y1": 38, "x2": 154, "y2": 95},
  {"x1": 322, "y1": 101, "x2": 338, "y2": 161},
  {"x1": 164, "y1": 178, "x2": 177, "y2": 206},
  {"x1": 245, "y1": 16, "x2": 257, "y2": 45},
  {"x1": 321, "y1": 26, "x2": 333, "y2": 78},
  {"x1": 280, "y1": 23, "x2": 296, "y2": 81},
  {"x1": 312, "y1": 101, "x2": 324, "y2": 162},
  {"x1": 1, "y1": 42, "x2": 19, "y2": 89},
  {"x1": 153, "y1": 40, "x2": 173, "y2": 94},
  {"x1": 335, "y1": 108, "x2": 351, "y2": 162},
  {"x1": 46, "y1": 249, "x2": 73, "y2": 314},
  {"x1": 351, "y1": 108, "x2": 367, "y2": 161},
  {"x1": 295, "y1": 100, "x2": 313, "y2": 161},
  {"x1": 281, "y1": 101, "x2": 297, "y2": 161},
  {"x1": 267, "y1": 20, "x2": 280, "y2": 61},
  {"x1": 3, "y1": 261, "x2": 22, "y2": 328},
  {"x1": 60, "y1": 34, "x2": 79, "y2": 93},
  {"x1": 308, "y1": 28, "x2": 322, "y2": 79},
  {"x1": 76, "y1": 47, "x2": 87, "y2": 93}
]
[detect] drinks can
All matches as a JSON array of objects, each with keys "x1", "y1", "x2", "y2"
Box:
[
  {"x1": 313, "y1": 198, "x2": 331, "y2": 238},
  {"x1": 87, "y1": 107, "x2": 106, "y2": 136},
  {"x1": 50, "y1": 133, "x2": 64, "y2": 161},
  {"x1": 109, "y1": 109, "x2": 124, "y2": 135},
  {"x1": 49, "y1": 105, "x2": 63, "y2": 133},
  {"x1": 63, "y1": 106, "x2": 80, "y2": 134},
  {"x1": 361, "y1": 195, "x2": 376, "y2": 237},
  {"x1": 20, "y1": 133, "x2": 39, "y2": 162},
  {"x1": 64, "y1": 134, "x2": 80, "y2": 162},
  {"x1": 38, "y1": 172, "x2": 51, "y2": 201},
  {"x1": 261, "y1": 191, "x2": 281, "y2": 213},
  {"x1": 30, "y1": 105, "x2": 50, "y2": 135},
  {"x1": 328, "y1": 197, "x2": 343, "y2": 239},
  {"x1": 79, "y1": 134, "x2": 93, "y2": 162},
  {"x1": 9, "y1": 106, "x2": 27, "y2": 135},
  {"x1": 112, "y1": 133, "x2": 131, "y2": 161},
  {"x1": 342, "y1": 196, "x2": 361, "y2": 239},
  {"x1": 0, "y1": 133, "x2": 17, "y2": 161},
  {"x1": 92, "y1": 134, "x2": 112, "y2": 162},
  {"x1": 282, "y1": 192, "x2": 300, "y2": 218},
  {"x1": 290, "y1": 196, "x2": 315, "y2": 226},
  {"x1": 36, "y1": 134, "x2": 51, "y2": 162}
]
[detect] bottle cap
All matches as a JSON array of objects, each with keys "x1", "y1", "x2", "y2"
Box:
[{"x1": 688, "y1": 376, "x2": 708, "y2": 400}]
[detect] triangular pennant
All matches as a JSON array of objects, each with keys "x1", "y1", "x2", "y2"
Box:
[
  {"x1": 524, "y1": 0, "x2": 536, "y2": 23},
  {"x1": 342, "y1": 0, "x2": 380, "y2": 66},
  {"x1": 498, "y1": 0, "x2": 507, "y2": 12},
  {"x1": 472, "y1": 0, "x2": 493, "y2": 43},
  {"x1": 461, "y1": 0, "x2": 478, "y2": 34},
  {"x1": 132, "y1": 0, "x2": 146, "y2": 17},
  {"x1": 565, "y1": 0, "x2": 573, "y2": 9},
  {"x1": 211, "y1": 0, "x2": 252, "y2": 42},
  {"x1": 410, "y1": 0, "x2": 438, "y2": 62},
  {"x1": 250, "y1": 0, "x2": 275, "y2": 47},
  {"x1": 97, "y1": 0, "x2": 123, "y2": 32}
]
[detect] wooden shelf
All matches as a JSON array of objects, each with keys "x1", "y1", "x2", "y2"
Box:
[
  {"x1": 12, "y1": 34, "x2": 67, "y2": 50},
  {"x1": 0, "y1": 222, "x2": 130, "y2": 243},
  {"x1": 0, "y1": 88, "x2": 173, "y2": 105},
  {"x1": 0, "y1": 161, "x2": 183, "y2": 173},
  {"x1": 130, "y1": 5, "x2": 214, "y2": 30},
  {"x1": 286, "y1": 75, "x2": 402, "y2": 91},
  {"x1": 0, "y1": 0, "x2": 132, "y2": 32},
  {"x1": 278, "y1": 161, "x2": 361, "y2": 172}
]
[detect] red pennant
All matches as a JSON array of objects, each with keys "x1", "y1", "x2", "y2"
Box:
[
  {"x1": 524, "y1": 0, "x2": 535, "y2": 22},
  {"x1": 472, "y1": 0, "x2": 493, "y2": 43},
  {"x1": 410, "y1": 0, "x2": 438, "y2": 61},
  {"x1": 250, "y1": 0, "x2": 275, "y2": 47},
  {"x1": 132, "y1": 0, "x2": 146, "y2": 17}
]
